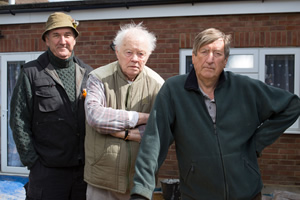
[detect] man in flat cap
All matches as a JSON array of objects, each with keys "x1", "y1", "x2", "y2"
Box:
[{"x1": 10, "y1": 12, "x2": 92, "y2": 200}]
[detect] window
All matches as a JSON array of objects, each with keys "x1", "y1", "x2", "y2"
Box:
[
  {"x1": 179, "y1": 49, "x2": 193, "y2": 75},
  {"x1": 259, "y1": 49, "x2": 299, "y2": 96},
  {"x1": 1, "y1": 52, "x2": 42, "y2": 174},
  {"x1": 179, "y1": 48, "x2": 300, "y2": 133},
  {"x1": 225, "y1": 48, "x2": 259, "y2": 79}
]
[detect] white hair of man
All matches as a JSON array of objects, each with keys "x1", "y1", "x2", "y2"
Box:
[{"x1": 113, "y1": 22, "x2": 157, "y2": 54}]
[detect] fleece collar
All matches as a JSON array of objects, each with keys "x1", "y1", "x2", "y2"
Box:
[{"x1": 184, "y1": 68, "x2": 226, "y2": 92}]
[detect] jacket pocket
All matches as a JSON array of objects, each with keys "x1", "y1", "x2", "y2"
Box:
[
  {"x1": 92, "y1": 140, "x2": 121, "y2": 166},
  {"x1": 243, "y1": 156, "x2": 261, "y2": 177},
  {"x1": 34, "y1": 77, "x2": 60, "y2": 112},
  {"x1": 91, "y1": 139, "x2": 123, "y2": 189},
  {"x1": 179, "y1": 157, "x2": 225, "y2": 199},
  {"x1": 182, "y1": 160, "x2": 197, "y2": 182},
  {"x1": 225, "y1": 155, "x2": 262, "y2": 199}
]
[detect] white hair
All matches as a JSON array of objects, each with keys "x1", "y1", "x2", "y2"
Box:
[{"x1": 113, "y1": 22, "x2": 157, "y2": 54}]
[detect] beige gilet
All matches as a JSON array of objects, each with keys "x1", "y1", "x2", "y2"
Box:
[{"x1": 84, "y1": 61, "x2": 164, "y2": 193}]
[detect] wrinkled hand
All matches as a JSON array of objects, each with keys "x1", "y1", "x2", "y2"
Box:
[{"x1": 128, "y1": 128, "x2": 141, "y2": 143}]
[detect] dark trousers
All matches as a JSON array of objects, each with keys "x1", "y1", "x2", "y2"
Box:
[
  {"x1": 25, "y1": 160, "x2": 87, "y2": 200},
  {"x1": 252, "y1": 192, "x2": 262, "y2": 200}
]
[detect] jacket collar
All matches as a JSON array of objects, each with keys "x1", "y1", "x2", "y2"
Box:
[
  {"x1": 37, "y1": 51, "x2": 89, "y2": 71},
  {"x1": 184, "y1": 67, "x2": 226, "y2": 92}
]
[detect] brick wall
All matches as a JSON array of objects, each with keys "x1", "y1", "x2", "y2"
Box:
[
  {"x1": 258, "y1": 134, "x2": 300, "y2": 185},
  {"x1": 0, "y1": 12, "x2": 299, "y2": 186}
]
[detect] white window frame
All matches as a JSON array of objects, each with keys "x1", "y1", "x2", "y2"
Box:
[
  {"x1": 179, "y1": 49, "x2": 193, "y2": 75},
  {"x1": 259, "y1": 48, "x2": 300, "y2": 133},
  {"x1": 1, "y1": 52, "x2": 42, "y2": 174},
  {"x1": 179, "y1": 47, "x2": 300, "y2": 134}
]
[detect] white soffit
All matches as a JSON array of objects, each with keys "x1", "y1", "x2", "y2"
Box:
[{"x1": 0, "y1": 0, "x2": 299, "y2": 25}]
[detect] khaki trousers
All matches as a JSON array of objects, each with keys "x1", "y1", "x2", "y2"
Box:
[{"x1": 86, "y1": 184, "x2": 130, "y2": 200}]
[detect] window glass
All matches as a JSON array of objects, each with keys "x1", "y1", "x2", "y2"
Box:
[
  {"x1": 265, "y1": 55, "x2": 294, "y2": 93},
  {"x1": 226, "y1": 55, "x2": 254, "y2": 69},
  {"x1": 185, "y1": 56, "x2": 193, "y2": 74},
  {"x1": 7, "y1": 61, "x2": 23, "y2": 167}
]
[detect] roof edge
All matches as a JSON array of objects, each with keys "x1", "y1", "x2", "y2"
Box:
[{"x1": 0, "y1": 0, "x2": 259, "y2": 15}]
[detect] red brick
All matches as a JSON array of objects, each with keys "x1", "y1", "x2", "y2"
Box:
[{"x1": 279, "y1": 149, "x2": 296, "y2": 155}]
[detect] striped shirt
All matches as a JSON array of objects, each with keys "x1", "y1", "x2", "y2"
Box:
[{"x1": 84, "y1": 74, "x2": 138, "y2": 134}]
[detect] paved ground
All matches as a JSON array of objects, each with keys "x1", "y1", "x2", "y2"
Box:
[
  {"x1": 261, "y1": 184, "x2": 300, "y2": 200},
  {"x1": 0, "y1": 175, "x2": 300, "y2": 200},
  {"x1": 0, "y1": 175, "x2": 27, "y2": 200}
]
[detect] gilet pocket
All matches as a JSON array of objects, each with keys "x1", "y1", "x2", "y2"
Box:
[{"x1": 34, "y1": 77, "x2": 60, "y2": 112}]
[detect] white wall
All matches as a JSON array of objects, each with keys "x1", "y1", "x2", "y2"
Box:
[{"x1": 0, "y1": 0, "x2": 300, "y2": 25}]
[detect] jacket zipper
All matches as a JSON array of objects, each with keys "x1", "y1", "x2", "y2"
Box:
[
  {"x1": 214, "y1": 123, "x2": 229, "y2": 200},
  {"x1": 125, "y1": 84, "x2": 132, "y2": 191}
]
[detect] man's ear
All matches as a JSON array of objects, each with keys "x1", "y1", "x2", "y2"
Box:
[
  {"x1": 115, "y1": 50, "x2": 120, "y2": 60},
  {"x1": 192, "y1": 53, "x2": 196, "y2": 65},
  {"x1": 223, "y1": 57, "x2": 228, "y2": 69},
  {"x1": 45, "y1": 37, "x2": 49, "y2": 47}
]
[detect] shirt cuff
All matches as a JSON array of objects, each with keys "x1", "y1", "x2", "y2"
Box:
[{"x1": 128, "y1": 111, "x2": 139, "y2": 128}]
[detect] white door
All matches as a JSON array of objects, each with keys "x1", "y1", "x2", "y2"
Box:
[{"x1": 1, "y1": 52, "x2": 42, "y2": 174}]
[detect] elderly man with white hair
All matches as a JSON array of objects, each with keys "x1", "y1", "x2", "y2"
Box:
[{"x1": 84, "y1": 22, "x2": 164, "y2": 200}]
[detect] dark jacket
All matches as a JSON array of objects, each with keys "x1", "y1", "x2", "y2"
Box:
[
  {"x1": 131, "y1": 69, "x2": 300, "y2": 200},
  {"x1": 10, "y1": 51, "x2": 92, "y2": 168}
]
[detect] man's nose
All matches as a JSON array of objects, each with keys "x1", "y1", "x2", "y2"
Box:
[
  {"x1": 131, "y1": 53, "x2": 139, "y2": 61},
  {"x1": 206, "y1": 52, "x2": 214, "y2": 62},
  {"x1": 59, "y1": 36, "x2": 66, "y2": 43}
]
